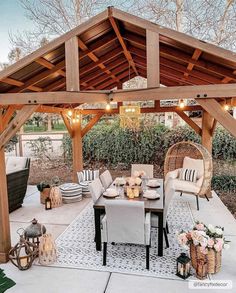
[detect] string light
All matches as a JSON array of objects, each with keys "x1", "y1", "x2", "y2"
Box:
[
  {"x1": 68, "y1": 110, "x2": 73, "y2": 117},
  {"x1": 106, "y1": 102, "x2": 111, "y2": 111},
  {"x1": 179, "y1": 99, "x2": 185, "y2": 109},
  {"x1": 224, "y1": 104, "x2": 230, "y2": 111}
]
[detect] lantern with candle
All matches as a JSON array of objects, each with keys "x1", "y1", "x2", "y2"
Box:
[
  {"x1": 39, "y1": 233, "x2": 57, "y2": 265},
  {"x1": 45, "y1": 196, "x2": 52, "y2": 210},
  {"x1": 176, "y1": 253, "x2": 191, "y2": 279},
  {"x1": 9, "y1": 229, "x2": 37, "y2": 270},
  {"x1": 24, "y1": 218, "x2": 46, "y2": 252}
]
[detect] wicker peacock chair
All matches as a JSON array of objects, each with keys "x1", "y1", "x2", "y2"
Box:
[{"x1": 164, "y1": 141, "x2": 213, "y2": 210}]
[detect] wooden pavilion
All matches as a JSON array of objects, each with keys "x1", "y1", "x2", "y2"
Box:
[{"x1": 0, "y1": 7, "x2": 236, "y2": 263}]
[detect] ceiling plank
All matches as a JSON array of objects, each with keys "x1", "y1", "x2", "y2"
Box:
[{"x1": 184, "y1": 48, "x2": 202, "y2": 77}]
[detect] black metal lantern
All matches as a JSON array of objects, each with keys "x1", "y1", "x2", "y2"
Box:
[
  {"x1": 176, "y1": 253, "x2": 191, "y2": 279},
  {"x1": 45, "y1": 196, "x2": 52, "y2": 210},
  {"x1": 24, "y1": 218, "x2": 46, "y2": 249},
  {"x1": 9, "y1": 229, "x2": 37, "y2": 270}
]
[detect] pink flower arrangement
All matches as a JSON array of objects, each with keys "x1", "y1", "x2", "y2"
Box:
[{"x1": 177, "y1": 221, "x2": 230, "y2": 253}]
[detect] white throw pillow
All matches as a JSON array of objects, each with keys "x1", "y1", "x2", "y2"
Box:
[
  {"x1": 183, "y1": 156, "x2": 204, "y2": 179},
  {"x1": 179, "y1": 168, "x2": 198, "y2": 183}
]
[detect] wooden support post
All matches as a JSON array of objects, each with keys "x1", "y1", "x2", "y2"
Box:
[
  {"x1": 72, "y1": 117, "x2": 83, "y2": 182},
  {"x1": 201, "y1": 110, "x2": 214, "y2": 153},
  {"x1": 65, "y1": 36, "x2": 83, "y2": 181},
  {"x1": 146, "y1": 30, "x2": 160, "y2": 87},
  {"x1": 0, "y1": 112, "x2": 11, "y2": 263},
  {"x1": 81, "y1": 114, "x2": 103, "y2": 137}
]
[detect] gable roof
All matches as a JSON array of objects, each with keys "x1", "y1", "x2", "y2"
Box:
[{"x1": 0, "y1": 6, "x2": 236, "y2": 107}]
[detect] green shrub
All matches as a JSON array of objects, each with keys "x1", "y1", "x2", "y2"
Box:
[
  {"x1": 62, "y1": 122, "x2": 236, "y2": 168},
  {"x1": 212, "y1": 175, "x2": 236, "y2": 192}
]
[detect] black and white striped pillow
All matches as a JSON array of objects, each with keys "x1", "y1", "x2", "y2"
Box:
[{"x1": 179, "y1": 168, "x2": 198, "y2": 183}]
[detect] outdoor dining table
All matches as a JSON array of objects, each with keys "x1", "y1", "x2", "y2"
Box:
[{"x1": 93, "y1": 178, "x2": 165, "y2": 257}]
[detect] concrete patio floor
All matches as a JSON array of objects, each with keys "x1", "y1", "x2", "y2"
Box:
[{"x1": 1, "y1": 186, "x2": 236, "y2": 293}]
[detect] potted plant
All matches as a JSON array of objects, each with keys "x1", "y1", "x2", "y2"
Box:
[
  {"x1": 177, "y1": 221, "x2": 230, "y2": 274},
  {"x1": 37, "y1": 181, "x2": 51, "y2": 204}
]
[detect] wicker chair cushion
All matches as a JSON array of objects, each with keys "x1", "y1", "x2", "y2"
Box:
[
  {"x1": 6, "y1": 157, "x2": 28, "y2": 174},
  {"x1": 179, "y1": 168, "x2": 198, "y2": 183},
  {"x1": 171, "y1": 178, "x2": 200, "y2": 194},
  {"x1": 183, "y1": 157, "x2": 204, "y2": 179}
]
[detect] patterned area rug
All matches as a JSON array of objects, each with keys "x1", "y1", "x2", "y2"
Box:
[{"x1": 49, "y1": 198, "x2": 195, "y2": 279}]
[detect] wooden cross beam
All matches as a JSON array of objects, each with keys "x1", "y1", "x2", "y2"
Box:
[
  {"x1": 0, "y1": 105, "x2": 38, "y2": 149},
  {"x1": 175, "y1": 109, "x2": 202, "y2": 135},
  {"x1": 197, "y1": 98, "x2": 236, "y2": 137},
  {"x1": 2, "y1": 106, "x2": 15, "y2": 129},
  {"x1": 81, "y1": 113, "x2": 103, "y2": 137},
  {"x1": 1, "y1": 77, "x2": 42, "y2": 92},
  {"x1": 61, "y1": 112, "x2": 74, "y2": 137},
  {"x1": 108, "y1": 7, "x2": 138, "y2": 76}
]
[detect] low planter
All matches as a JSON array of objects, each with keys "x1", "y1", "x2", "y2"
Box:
[
  {"x1": 190, "y1": 244, "x2": 221, "y2": 274},
  {"x1": 40, "y1": 188, "x2": 51, "y2": 204}
]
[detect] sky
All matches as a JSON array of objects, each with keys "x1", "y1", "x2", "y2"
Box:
[{"x1": 0, "y1": 0, "x2": 33, "y2": 63}]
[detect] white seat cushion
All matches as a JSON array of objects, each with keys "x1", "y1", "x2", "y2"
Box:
[
  {"x1": 172, "y1": 178, "x2": 200, "y2": 194},
  {"x1": 6, "y1": 157, "x2": 28, "y2": 174}
]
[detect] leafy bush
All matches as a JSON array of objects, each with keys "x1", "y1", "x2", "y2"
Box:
[
  {"x1": 5, "y1": 135, "x2": 18, "y2": 153},
  {"x1": 212, "y1": 175, "x2": 236, "y2": 192},
  {"x1": 62, "y1": 122, "x2": 236, "y2": 168}
]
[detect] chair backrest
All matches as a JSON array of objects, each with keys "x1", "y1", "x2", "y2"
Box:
[
  {"x1": 100, "y1": 170, "x2": 113, "y2": 189},
  {"x1": 88, "y1": 178, "x2": 104, "y2": 203},
  {"x1": 131, "y1": 164, "x2": 154, "y2": 178},
  {"x1": 163, "y1": 179, "x2": 176, "y2": 226},
  {"x1": 77, "y1": 169, "x2": 99, "y2": 183},
  {"x1": 104, "y1": 200, "x2": 145, "y2": 245}
]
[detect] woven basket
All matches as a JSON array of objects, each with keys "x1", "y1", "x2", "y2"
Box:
[
  {"x1": 190, "y1": 244, "x2": 221, "y2": 274},
  {"x1": 40, "y1": 187, "x2": 51, "y2": 204}
]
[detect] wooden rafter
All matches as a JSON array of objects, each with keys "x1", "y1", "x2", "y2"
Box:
[
  {"x1": 184, "y1": 48, "x2": 202, "y2": 78},
  {"x1": 108, "y1": 7, "x2": 138, "y2": 76},
  {"x1": 197, "y1": 98, "x2": 236, "y2": 137},
  {"x1": 77, "y1": 37, "x2": 120, "y2": 84},
  {"x1": 81, "y1": 113, "x2": 103, "y2": 137},
  {"x1": 1, "y1": 77, "x2": 42, "y2": 92},
  {"x1": 175, "y1": 109, "x2": 202, "y2": 135},
  {"x1": 35, "y1": 57, "x2": 66, "y2": 77},
  {"x1": 8, "y1": 60, "x2": 65, "y2": 93},
  {"x1": 0, "y1": 105, "x2": 38, "y2": 149}
]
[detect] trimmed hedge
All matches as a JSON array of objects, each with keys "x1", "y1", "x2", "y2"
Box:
[
  {"x1": 62, "y1": 120, "x2": 236, "y2": 167},
  {"x1": 212, "y1": 175, "x2": 236, "y2": 192}
]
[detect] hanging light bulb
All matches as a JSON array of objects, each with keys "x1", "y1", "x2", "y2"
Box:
[
  {"x1": 68, "y1": 110, "x2": 73, "y2": 117},
  {"x1": 106, "y1": 103, "x2": 111, "y2": 111},
  {"x1": 72, "y1": 118, "x2": 76, "y2": 124},
  {"x1": 224, "y1": 104, "x2": 229, "y2": 111},
  {"x1": 179, "y1": 99, "x2": 185, "y2": 109}
]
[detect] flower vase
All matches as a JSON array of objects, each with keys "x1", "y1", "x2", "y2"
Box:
[{"x1": 190, "y1": 244, "x2": 222, "y2": 274}]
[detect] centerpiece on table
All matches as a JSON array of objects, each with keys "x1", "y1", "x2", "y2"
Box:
[
  {"x1": 125, "y1": 176, "x2": 143, "y2": 198},
  {"x1": 178, "y1": 221, "x2": 230, "y2": 275}
]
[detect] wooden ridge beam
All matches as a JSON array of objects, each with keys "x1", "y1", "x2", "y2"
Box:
[
  {"x1": 175, "y1": 109, "x2": 202, "y2": 135},
  {"x1": 108, "y1": 7, "x2": 138, "y2": 76},
  {"x1": 81, "y1": 113, "x2": 103, "y2": 137},
  {"x1": 9, "y1": 60, "x2": 65, "y2": 93},
  {"x1": 197, "y1": 98, "x2": 236, "y2": 137},
  {"x1": 77, "y1": 37, "x2": 120, "y2": 84},
  {"x1": 0, "y1": 105, "x2": 38, "y2": 149}
]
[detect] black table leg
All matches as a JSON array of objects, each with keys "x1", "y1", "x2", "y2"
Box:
[
  {"x1": 94, "y1": 208, "x2": 101, "y2": 251},
  {"x1": 158, "y1": 212, "x2": 163, "y2": 256}
]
